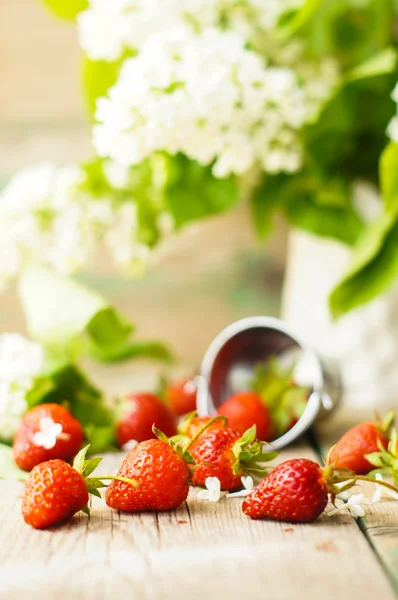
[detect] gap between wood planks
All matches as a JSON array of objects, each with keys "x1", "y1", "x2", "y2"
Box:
[{"x1": 314, "y1": 412, "x2": 398, "y2": 597}]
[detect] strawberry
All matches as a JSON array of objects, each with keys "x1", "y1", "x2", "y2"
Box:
[
  {"x1": 242, "y1": 459, "x2": 329, "y2": 522},
  {"x1": 13, "y1": 403, "x2": 84, "y2": 471},
  {"x1": 22, "y1": 446, "x2": 137, "y2": 529},
  {"x1": 328, "y1": 413, "x2": 393, "y2": 475},
  {"x1": 166, "y1": 377, "x2": 197, "y2": 416},
  {"x1": 190, "y1": 425, "x2": 278, "y2": 491},
  {"x1": 106, "y1": 438, "x2": 191, "y2": 512},
  {"x1": 179, "y1": 413, "x2": 225, "y2": 439},
  {"x1": 107, "y1": 417, "x2": 226, "y2": 512},
  {"x1": 116, "y1": 392, "x2": 177, "y2": 446},
  {"x1": 242, "y1": 454, "x2": 398, "y2": 523},
  {"x1": 216, "y1": 392, "x2": 272, "y2": 441}
]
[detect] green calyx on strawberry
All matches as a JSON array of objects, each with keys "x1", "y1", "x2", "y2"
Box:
[
  {"x1": 154, "y1": 414, "x2": 229, "y2": 470},
  {"x1": 230, "y1": 425, "x2": 278, "y2": 479},
  {"x1": 251, "y1": 357, "x2": 310, "y2": 438},
  {"x1": 365, "y1": 426, "x2": 398, "y2": 486},
  {"x1": 72, "y1": 445, "x2": 139, "y2": 514}
]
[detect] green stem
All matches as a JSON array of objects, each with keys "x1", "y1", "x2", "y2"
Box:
[
  {"x1": 99, "y1": 475, "x2": 139, "y2": 489},
  {"x1": 334, "y1": 474, "x2": 398, "y2": 495},
  {"x1": 183, "y1": 415, "x2": 228, "y2": 452}
]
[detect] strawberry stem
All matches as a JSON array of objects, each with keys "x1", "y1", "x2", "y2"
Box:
[
  {"x1": 334, "y1": 474, "x2": 398, "y2": 495},
  {"x1": 99, "y1": 475, "x2": 139, "y2": 489},
  {"x1": 183, "y1": 415, "x2": 228, "y2": 451}
]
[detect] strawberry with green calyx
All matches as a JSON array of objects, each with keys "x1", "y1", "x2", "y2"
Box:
[
  {"x1": 242, "y1": 457, "x2": 398, "y2": 523},
  {"x1": 190, "y1": 424, "x2": 279, "y2": 492},
  {"x1": 251, "y1": 357, "x2": 310, "y2": 439},
  {"x1": 328, "y1": 411, "x2": 394, "y2": 475},
  {"x1": 22, "y1": 445, "x2": 138, "y2": 529},
  {"x1": 106, "y1": 416, "x2": 227, "y2": 512}
]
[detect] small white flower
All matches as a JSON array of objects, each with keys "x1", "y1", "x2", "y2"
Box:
[
  {"x1": 372, "y1": 473, "x2": 398, "y2": 502},
  {"x1": 328, "y1": 493, "x2": 367, "y2": 519},
  {"x1": 31, "y1": 417, "x2": 64, "y2": 450},
  {"x1": 227, "y1": 475, "x2": 254, "y2": 498},
  {"x1": 122, "y1": 439, "x2": 139, "y2": 451},
  {"x1": 197, "y1": 476, "x2": 221, "y2": 502}
]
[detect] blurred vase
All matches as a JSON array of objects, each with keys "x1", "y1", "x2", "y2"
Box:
[{"x1": 282, "y1": 230, "x2": 398, "y2": 410}]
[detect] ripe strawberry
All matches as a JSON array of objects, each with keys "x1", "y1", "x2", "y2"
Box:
[
  {"x1": 179, "y1": 414, "x2": 225, "y2": 439},
  {"x1": 242, "y1": 459, "x2": 329, "y2": 522},
  {"x1": 328, "y1": 417, "x2": 392, "y2": 475},
  {"x1": 216, "y1": 392, "x2": 272, "y2": 441},
  {"x1": 22, "y1": 459, "x2": 89, "y2": 529},
  {"x1": 166, "y1": 377, "x2": 197, "y2": 416},
  {"x1": 106, "y1": 438, "x2": 191, "y2": 512},
  {"x1": 190, "y1": 425, "x2": 278, "y2": 491},
  {"x1": 13, "y1": 403, "x2": 84, "y2": 471},
  {"x1": 116, "y1": 392, "x2": 177, "y2": 446}
]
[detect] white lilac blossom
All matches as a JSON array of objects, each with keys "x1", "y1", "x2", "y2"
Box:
[
  {"x1": 78, "y1": 0, "x2": 304, "y2": 63},
  {"x1": 387, "y1": 83, "x2": 398, "y2": 142},
  {"x1": 197, "y1": 476, "x2": 222, "y2": 502},
  {"x1": 227, "y1": 475, "x2": 254, "y2": 498},
  {"x1": 372, "y1": 473, "x2": 398, "y2": 502},
  {"x1": 31, "y1": 417, "x2": 65, "y2": 450},
  {"x1": 328, "y1": 493, "x2": 367, "y2": 519},
  {"x1": 0, "y1": 164, "x2": 112, "y2": 289},
  {"x1": 93, "y1": 28, "x2": 331, "y2": 178},
  {"x1": 0, "y1": 334, "x2": 44, "y2": 442},
  {"x1": 0, "y1": 163, "x2": 171, "y2": 289}
]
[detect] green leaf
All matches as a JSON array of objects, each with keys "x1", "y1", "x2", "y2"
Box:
[
  {"x1": 18, "y1": 266, "x2": 136, "y2": 367},
  {"x1": 0, "y1": 444, "x2": 28, "y2": 481},
  {"x1": 345, "y1": 48, "x2": 398, "y2": 84},
  {"x1": 40, "y1": 0, "x2": 87, "y2": 20},
  {"x1": 284, "y1": 188, "x2": 364, "y2": 246},
  {"x1": 380, "y1": 142, "x2": 398, "y2": 212},
  {"x1": 87, "y1": 307, "x2": 133, "y2": 348},
  {"x1": 84, "y1": 424, "x2": 116, "y2": 454},
  {"x1": 82, "y1": 57, "x2": 122, "y2": 117},
  {"x1": 164, "y1": 155, "x2": 240, "y2": 228},
  {"x1": 364, "y1": 452, "x2": 385, "y2": 468},
  {"x1": 87, "y1": 339, "x2": 173, "y2": 363},
  {"x1": 330, "y1": 212, "x2": 398, "y2": 317}
]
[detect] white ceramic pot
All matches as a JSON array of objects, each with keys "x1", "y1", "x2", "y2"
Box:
[{"x1": 282, "y1": 230, "x2": 398, "y2": 410}]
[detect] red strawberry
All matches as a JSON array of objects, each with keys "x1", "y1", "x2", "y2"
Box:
[
  {"x1": 243, "y1": 455, "x2": 398, "y2": 523},
  {"x1": 166, "y1": 377, "x2": 197, "y2": 416},
  {"x1": 179, "y1": 414, "x2": 225, "y2": 439},
  {"x1": 22, "y1": 446, "x2": 137, "y2": 529},
  {"x1": 329, "y1": 420, "x2": 390, "y2": 475},
  {"x1": 22, "y1": 460, "x2": 89, "y2": 529},
  {"x1": 13, "y1": 403, "x2": 84, "y2": 471},
  {"x1": 190, "y1": 425, "x2": 277, "y2": 491},
  {"x1": 243, "y1": 459, "x2": 329, "y2": 522},
  {"x1": 116, "y1": 393, "x2": 177, "y2": 446},
  {"x1": 106, "y1": 438, "x2": 191, "y2": 512},
  {"x1": 216, "y1": 392, "x2": 272, "y2": 441}
]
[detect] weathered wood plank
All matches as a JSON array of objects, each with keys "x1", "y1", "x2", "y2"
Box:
[
  {"x1": 0, "y1": 441, "x2": 395, "y2": 600},
  {"x1": 316, "y1": 409, "x2": 398, "y2": 596}
]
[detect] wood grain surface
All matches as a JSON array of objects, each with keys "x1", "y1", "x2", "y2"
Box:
[{"x1": 0, "y1": 436, "x2": 396, "y2": 600}]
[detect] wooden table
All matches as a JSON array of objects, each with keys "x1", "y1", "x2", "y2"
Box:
[{"x1": 1, "y1": 412, "x2": 397, "y2": 600}]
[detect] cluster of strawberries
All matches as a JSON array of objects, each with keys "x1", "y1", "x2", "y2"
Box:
[{"x1": 13, "y1": 377, "x2": 398, "y2": 530}]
